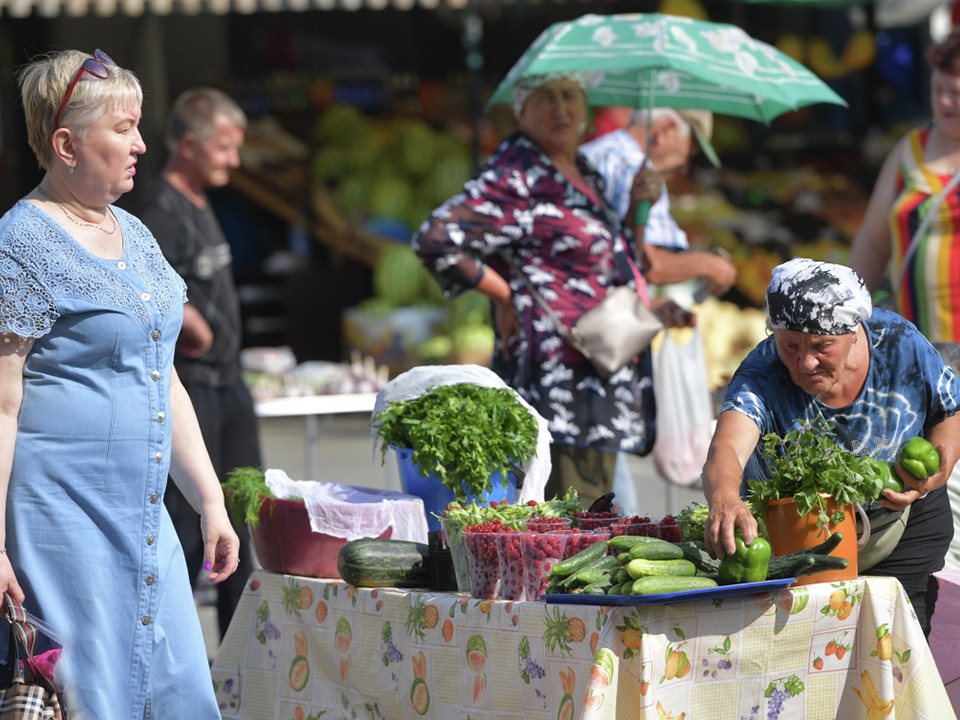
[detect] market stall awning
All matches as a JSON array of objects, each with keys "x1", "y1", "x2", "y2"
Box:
[{"x1": 0, "y1": 0, "x2": 515, "y2": 17}]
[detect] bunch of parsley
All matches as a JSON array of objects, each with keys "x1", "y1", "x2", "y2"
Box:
[
  {"x1": 374, "y1": 383, "x2": 539, "y2": 502},
  {"x1": 745, "y1": 418, "x2": 884, "y2": 531}
]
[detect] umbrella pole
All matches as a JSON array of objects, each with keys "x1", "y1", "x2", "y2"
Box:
[{"x1": 634, "y1": 77, "x2": 655, "y2": 228}]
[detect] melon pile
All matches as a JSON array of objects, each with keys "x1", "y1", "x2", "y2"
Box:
[
  {"x1": 342, "y1": 244, "x2": 494, "y2": 370},
  {"x1": 311, "y1": 104, "x2": 474, "y2": 240}
]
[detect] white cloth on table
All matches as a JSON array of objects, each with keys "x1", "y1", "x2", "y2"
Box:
[{"x1": 265, "y1": 468, "x2": 428, "y2": 544}]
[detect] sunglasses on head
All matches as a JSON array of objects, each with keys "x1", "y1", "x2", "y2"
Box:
[{"x1": 54, "y1": 49, "x2": 117, "y2": 129}]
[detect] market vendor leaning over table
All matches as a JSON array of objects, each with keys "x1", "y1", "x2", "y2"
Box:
[{"x1": 700, "y1": 257, "x2": 960, "y2": 637}]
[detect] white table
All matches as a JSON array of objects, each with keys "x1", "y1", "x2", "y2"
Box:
[{"x1": 254, "y1": 392, "x2": 378, "y2": 480}]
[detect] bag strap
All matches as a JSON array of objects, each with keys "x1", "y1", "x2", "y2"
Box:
[
  {"x1": 2, "y1": 593, "x2": 56, "y2": 692},
  {"x1": 497, "y1": 249, "x2": 648, "y2": 355}
]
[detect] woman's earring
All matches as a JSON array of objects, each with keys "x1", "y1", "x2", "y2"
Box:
[{"x1": 68, "y1": 164, "x2": 75, "y2": 174}]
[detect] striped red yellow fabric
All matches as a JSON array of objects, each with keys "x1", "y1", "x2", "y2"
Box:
[{"x1": 890, "y1": 126, "x2": 960, "y2": 342}]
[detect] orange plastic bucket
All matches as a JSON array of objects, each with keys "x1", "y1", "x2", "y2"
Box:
[{"x1": 764, "y1": 495, "x2": 858, "y2": 586}]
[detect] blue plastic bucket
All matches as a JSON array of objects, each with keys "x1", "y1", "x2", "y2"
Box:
[{"x1": 393, "y1": 447, "x2": 518, "y2": 532}]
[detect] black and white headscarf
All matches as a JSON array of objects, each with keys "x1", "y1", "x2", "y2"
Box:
[{"x1": 766, "y1": 258, "x2": 872, "y2": 335}]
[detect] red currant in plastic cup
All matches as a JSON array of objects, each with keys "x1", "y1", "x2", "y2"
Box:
[
  {"x1": 495, "y1": 531, "x2": 526, "y2": 601},
  {"x1": 520, "y1": 531, "x2": 567, "y2": 600},
  {"x1": 463, "y1": 531, "x2": 501, "y2": 599}
]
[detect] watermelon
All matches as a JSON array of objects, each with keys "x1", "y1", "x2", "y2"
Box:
[{"x1": 373, "y1": 245, "x2": 424, "y2": 306}]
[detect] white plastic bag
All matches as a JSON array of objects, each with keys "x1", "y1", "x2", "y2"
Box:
[{"x1": 652, "y1": 327, "x2": 715, "y2": 487}]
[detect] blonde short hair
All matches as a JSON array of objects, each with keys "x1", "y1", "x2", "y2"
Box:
[{"x1": 16, "y1": 49, "x2": 142, "y2": 171}]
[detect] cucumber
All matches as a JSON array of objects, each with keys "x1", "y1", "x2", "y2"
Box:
[
  {"x1": 607, "y1": 535, "x2": 664, "y2": 552},
  {"x1": 627, "y1": 540, "x2": 685, "y2": 561},
  {"x1": 626, "y1": 558, "x2": 696, "y2": 580},
  {"x1": 563, "y1": 556, "x2": 619, "y2": 587},
  {"x1": 578, "y1": 582, "x2": 610, "y2": 595},
  {"x1": 549, "y1": 541, "x2": 608, "y2": 577},
  {"x1": 628, "y1": 575, "x2": 719, "y2": 595}
]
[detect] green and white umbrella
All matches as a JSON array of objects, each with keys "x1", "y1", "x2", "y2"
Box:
[{"x1": 487, "y1": 13, "x2": 847, "y2": 124}]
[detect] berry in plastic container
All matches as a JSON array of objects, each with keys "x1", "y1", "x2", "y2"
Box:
[
  {"x1": 658, "y1": 515, "x2": 682, "y2": 543},
  {"x1": 520, "y1": 531, "x2": 567, "y2": 600},
  {"x1": 610, "y1": 515, "x2": 659, "y2": 538},
  {"x1": 463, "y1": 529, "x2": 502, "y2": 599},
  {"x1": 573, "y1": 510, "x2": 621, "y2": 531},
  {"x1": 526, "y1": 516, "x2": 573, "y2": 533},
  {"x1": 496, "y1": 531, "x2": 526, "y2": 601},
  {"x1": 562, "y1": 529, "x2": 612, "y2": 559}
]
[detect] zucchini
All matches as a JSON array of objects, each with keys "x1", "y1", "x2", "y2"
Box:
[
  {"x1": 767, "y1": 532, "x2": 845, "y2": 580},
  {"x1": 607, "y1": 535, "x2": 663, "y2": 552},
  {"x1": 337, "y1": 538, "x2": 432, "y2": 588},
  {"x1": 549, "y1": 541, "x2": 608, "y2": 577},
  {"x1": 675, "y1": 541, "x2": 721, "y2": 574},
  {"x1": 627, "y1": 540, "x2": 685, "y2": 561},
  {"x1": 628, "y1": 576, "x2": 719, "y2": 595},
  {"x1": 626, "y1": 558, "x2": 696, "y2": 579}
]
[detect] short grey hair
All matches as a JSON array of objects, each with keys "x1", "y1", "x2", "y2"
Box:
[
  {"x1": 17, "y1": 49, "x2": 142, "y2": 171},
  {"x1": 165, "y1": 87, "x2": 247, "y2": 153}
]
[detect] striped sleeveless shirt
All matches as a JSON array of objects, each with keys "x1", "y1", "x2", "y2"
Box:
[{"x1": 890, "y1": 125, "x2": 960, "y2": 341}]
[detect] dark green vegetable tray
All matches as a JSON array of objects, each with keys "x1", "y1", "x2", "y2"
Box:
[{"x1": 541, "y1": 578, "x2": 796, "y2": 605}]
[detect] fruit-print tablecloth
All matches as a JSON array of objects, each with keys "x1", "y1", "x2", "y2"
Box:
[{"x1": 210, "y1": 571, "x2": 954, "y2": 720}]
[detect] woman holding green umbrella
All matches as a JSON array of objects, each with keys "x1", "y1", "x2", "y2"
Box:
[{"x1": 413, "y1": 72, "x2": 693, "y2": 504}]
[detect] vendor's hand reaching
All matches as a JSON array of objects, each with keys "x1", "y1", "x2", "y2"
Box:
[
  {"x1": 705, "y1": 495, "x2": 758, "y2": 560},
  {"x1": 651, "y1": 297, "x2": 696, "y2": 329}
]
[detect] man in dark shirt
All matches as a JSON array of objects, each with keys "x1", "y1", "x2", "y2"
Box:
[{"x1": 138, "y1": 87, "x2": 261, "y2": 643}]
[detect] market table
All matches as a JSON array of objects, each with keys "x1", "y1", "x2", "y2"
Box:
[
  {"x1": 254, "y1": 392, "x2": 378, "y2": 481},
  {"x1": 210, "y1": 570, "x2": 953, "y2": 720}
]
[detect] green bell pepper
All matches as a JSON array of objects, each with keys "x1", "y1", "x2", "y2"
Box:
[
  {"x1": 717, "y1": 534, "x2": 771, "y2": 584},
  {"x1": 864, "y1": 456, "x2": 904, "y2": 493},
  {"x1": 898, "y1": 436, "x2": 940, "y2": 480}
]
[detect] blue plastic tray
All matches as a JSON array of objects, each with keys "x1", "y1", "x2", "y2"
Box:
[{"x1": 542, "y1": 578, "x2": 796, "y2": 605}]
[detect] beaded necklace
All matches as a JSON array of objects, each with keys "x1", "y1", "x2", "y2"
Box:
[{"x1": 36, "y1": 185, "x2": 117, "y2": 236}]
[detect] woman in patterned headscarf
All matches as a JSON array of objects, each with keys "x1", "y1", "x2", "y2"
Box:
[
  {"x1": 413, "y1": 72, "x2": 692, "y2": 505},
  {"x1": 701, "y1": 257, "x2": 960, "y2": 636}
]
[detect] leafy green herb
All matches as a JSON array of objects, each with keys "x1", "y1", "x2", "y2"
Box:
[
  {"x1": 745, "y1": 418, "x2": 884, "y2": 531},
  {"x1": 223, "y1": 466, "x2": 270, "y2": 529},
  {"x1": 374, "y1": 384, "x2": 539, "y2": 503}
]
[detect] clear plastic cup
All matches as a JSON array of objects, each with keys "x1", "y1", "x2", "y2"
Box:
[
  {"x1": 463, "y1": 531, "x2": 501, "y2": 599},
  {"x1": 609, "y1": 516, "x2": 659, "y2": 538},
  {"x1": 573, "y1": 511, "x2": 621, "y2": 531},
  {"x1": 496, "y1": 531, "x2": 526, "y2": 601},
  {"x1": 562, "y1": 529, "x2": 612, "y2": 560},
  {"x1": 440, "y1": 516, "x2": 471, "y2": 593},
  {"x1": 526, "y1": 517, "x2": 573, "y2": 533},
  {"x1": 521, "y1": 531, "x2": 568, "y2": 600},
  {"x1": 658, "y1": 516, "x2": 683, "y2": 543}
]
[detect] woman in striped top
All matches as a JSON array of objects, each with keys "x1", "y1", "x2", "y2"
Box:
[{"x1": 850, "y1": 28, "x2": 960, "y2": 570}]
